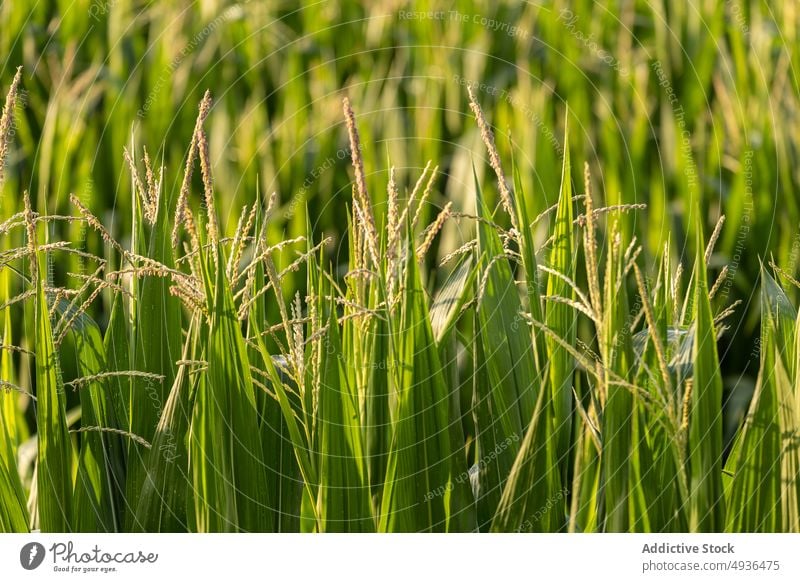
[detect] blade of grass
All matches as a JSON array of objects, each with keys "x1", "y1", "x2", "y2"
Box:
[
  {"x1": 472, "y1": 167, "x2": 540, "y2": 530},
  {"x1": 379, "y1": 235, "x2": 473, "y2": 532},
  {"x1": 687, "y1": 220, "x2": 725, "y2": 532},
  {"x1": 59, "y1": 302, "x2": 125, "y2": 532},
  {"x1": 545, "y1": 118, "x2": 576, "y2": 472},
  {"x1": 133, "y1": 316, "x2": 199, "y2": 532},
  {"x1": 190, "y1": 243, "x2": 272, "y2": 531},
  {"x1": 315, "y1": 287, "x2": 374, "y2": 532},
  {"x1": 32, "y1": 242, "x2": 73, "y2": 531}
]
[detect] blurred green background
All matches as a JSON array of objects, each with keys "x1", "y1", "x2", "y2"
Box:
[{"x1": 1, "y1": 0, "x2": 798, "y2": 414}]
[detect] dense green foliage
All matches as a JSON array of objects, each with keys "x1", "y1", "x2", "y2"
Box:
[
  {"x1": 2, "y1": 1, "x2": 799, "y2": 391},
  {"x1": 1, "y1": 69, "x2": 799, "y2": 531},
  {"x1": 0, "y1": 0, "x2": 798, "y2": 533}
]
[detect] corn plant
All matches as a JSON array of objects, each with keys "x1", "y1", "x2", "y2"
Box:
[{"x1": 0, "y1": 70, "x2": 798, "y2": 534}]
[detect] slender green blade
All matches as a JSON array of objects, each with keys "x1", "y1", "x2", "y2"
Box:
[
  {"x1": 430, "y1": 255, "x2": 475, "y2": 345},
  {"x1": 472, "y1": 168, "x2": 539, "y2": 530},
  {"x1": 316, "y1": 292, "x2": 374, "y2": 532},
  {"x1": 545, "y1": 120, "x2": 576, "y2": 471},
  {"x1": 60, "y1": 306, "x2": 125, "y2": 532},
  {"x1": 688, "y1": 224, "x2": 725, "y2": 532},
  {"x1": 568, "y1": 418, "x2": 601, "y2": 532},
  {"x1": 190, "y1": 248, "x2": 272, "y2": 531},
  {"x1": 249, "y1": 318, "x2": 318, "y2": 530},
  {"x1": 491, "y1": 385, "x2": 563, "y2": 532},
  {"x1": 125, "y1": 172, "x2": 182, "y2": 527},
  {"x1": 601, "y1": 226, "x2": 634, "y2": 532},
  {"x1": 248, "y1": 203, "x2": 302, "y2": 532},
  {"x1": 133, "y1": 317, "x2": 198, "y2": 532},
  {"x1": 33, "y1": 252, "x2": 73, "y2": 532},
  {"x1": 0, "y1": 303, "x2": 28, "y2": 532},
  {"x1": 360, "y1": 293, "x2": 390, "y2": 508},
  {"x1": 724, "y1": 268, "x2": 797, "y2": 532},
  {"x1": 512, "y1": 161, "x2": 545, "y2": 372},
  {"x1": 724, "y1": 343, "x2": 783, "y2": 532},
  {"x1": 379, "y1": 243, "x2": 472, "y2": 532}
]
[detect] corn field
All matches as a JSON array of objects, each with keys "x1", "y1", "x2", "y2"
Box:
[{"x1": 0, "y1": 1, "x2": 799, "y2": 533}]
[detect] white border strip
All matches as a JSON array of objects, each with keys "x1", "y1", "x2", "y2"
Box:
[{"x1": 1, "y1": 533, "x2": 798, "y2": 581}]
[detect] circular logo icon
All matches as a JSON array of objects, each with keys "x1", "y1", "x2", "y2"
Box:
[{"x1": 20, "y1": 542, "x2": 46, "y2": 570}]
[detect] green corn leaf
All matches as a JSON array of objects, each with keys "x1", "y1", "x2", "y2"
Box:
[
  {"x1": 379, "y1": 240, "x2": 473, "y2": 532},
  {"x1": 631, "y1": 250, "x2": 689, "y2": 532},
  {"x1": 784, "y1": 313, "x2": 800, "y2": 532},
  {"x1": 189, "y1": 244, "x2": 272, "y2": 532},
  {"x1": 33, "y1": 251, "x2": 73, "y2": 532},
  {"x1": 315, "y1": 290, "x2": 374, "y2": 532},
  {"x1": 247, "y1": 202, "x2": 302, "y2": 532},
  {"x1": 724, "y1": 268, "x2": 798, "y2": 532},
  {"x1": 601, "y1": 225, "x2": 634, "y2": 532},
  {"x1": 472, "y1": 167, "x2": 540, "y2": 530},
  {"x1": 0, "y1": 304, "x2": 28, "y2": 532},
  {"x1": 545, "y1": 119, "x2": 576, "y2": 471},
  {"x1": 0, "y1": 455, "x2": 28, "y2": 532},
  {"x1": 688, "y1": 223, "x2": 725, "y2": 532},
  {"x1": 430, "y1": 255, "x2": 475, "y2": 345},
  {"x1": 760, "y1": 265, "x2": 797, "y2": 374},
  {"x1": 341, "y1": 208, "x2": 390, "y2": 508},
  {"x1": 103, "y1": 292, "x2": 131, "y2": 439},
  {"x1": 125, "y1": 169, "x2": 182, "y2": 527},
  {"x1": 724, "y1": 340, "x2": 783, "y2": 532},
  {"x1": 359, "y1": 299, "x2": 390, "y2": 509},
  {"x1": 133, "y1": 316, "x2": 199, "y2": 532},
  {"x1": 568, "y1": 417, "x2": 601, "y2": 532},
  {"x1": 249, "y1": 320, "x2": 319, "y2": 529},
  {"x1": 492, "y1": 385, "x2": 564, "y2": 532},
  {"x1": 59, "y1": 304, "x2": 125, "y2": 532},
  {"x1": 511, "y1": 159, "x2": 546, "y2": 372}
]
